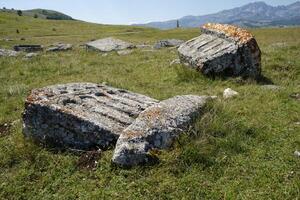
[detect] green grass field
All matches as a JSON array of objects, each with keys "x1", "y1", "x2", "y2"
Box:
[{"x1": 0, "y1": 12, "x2": 299, "y2": 199}]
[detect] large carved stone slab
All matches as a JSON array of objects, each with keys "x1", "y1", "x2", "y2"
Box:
[
  {"x1": 23, "y1": 83, "x2": 158, "y2": 150},
  {"x1": 178, "y1": 23, "x2": 261, "y2": 78},
  {"x1": 112, "y1": 95, "x2": 209, "y2": 167},
  {"x1": 86, "y1": 37, "x2": 135, "y2": 52}
]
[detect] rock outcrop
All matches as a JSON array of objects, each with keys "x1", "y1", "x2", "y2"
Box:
[
  {"x1": 154, "y1": 39, "x2": 184, "y2": 49},
  {"x1": 112, "y1": 95, "x2": 209, "y2": 167},
  {"x1": 178, "y1": 23, "x2": 261, "y2": 78},
  {"x1": 0, "y1": 49, "x2": 18, "y2": 57},
  {"x1": 86, "y1": 38, "x2": 135, "y2": 52},
  {"x1": 14, "y1": 45, "x2": 43, "y2": 52},
  {"x1": 46, "y1": 43, "x2": 73, "y2": 52},
  {"x1": 23, "y1": 83, "x2": 158, "y2": 150}
]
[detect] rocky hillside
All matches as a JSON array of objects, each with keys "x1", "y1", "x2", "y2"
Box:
[{"x1": 136, "y1": 1, "x2": 300, "y2": 29}]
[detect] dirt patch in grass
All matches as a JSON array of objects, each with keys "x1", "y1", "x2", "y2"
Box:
[{"x1": 76, "y1": 150, "x2": 102, "y2": 170}]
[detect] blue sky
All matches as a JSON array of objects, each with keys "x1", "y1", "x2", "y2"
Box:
[{"x1": 0, "y1": 0, "x2": 297, "y2": 24}]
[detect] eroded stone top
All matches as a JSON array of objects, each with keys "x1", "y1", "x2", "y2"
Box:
[
  {"x1": 202, "y1": 23, "x2": 254, "y2": 44},
  {"x1": 23, "y1": 83, "x2": 158, "y2": 149}
]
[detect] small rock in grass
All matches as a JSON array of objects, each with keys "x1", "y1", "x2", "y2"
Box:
[
  {"x1": 154, "y1": 39, "x2": 184, "y2": 49},
  {"x1": 261, "y1": 85, "x2": 282, "y2": 91},
  {"x1": 136, "y1": 44, "x2": 152, "y2": 49},
  {"x1": 223, "y1": 88, "x2": 239, "y2": 99},
  {"x1": 25, "y1": 53, "x2": 39, "y2": 59},
  {"x1": 294, "y1": 151, "x2": 300, "y2": 158},
  {"x1": 0, "y1": 122, "x2": 12, "y2": 137},
  {"x1": 170, "y1": 59, "x2": 181, "y2": 66},
  {"x1": 46, "y1": 43, "x2": 73, "y2": 52},
  {"x1": 117, "y1": 49, "x2": 133, "y2": 56},
  {"x1": 0, "y1": 49, "x2": 19, "y2": 57},
  {"x1": 290, "y1": 93, "x2": 300, "y2": 101}
]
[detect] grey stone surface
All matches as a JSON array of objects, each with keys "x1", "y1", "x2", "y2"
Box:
[
  {"x1": 86, "y1": 37, "x2": 135, "y2": 52},
  {"x1": 24, "y1": 53, "x2": 39, "y2": 59},
  {"x1": 117, "y1": 50, "x2": 133, "y2": 56},
  {"x1": 23, "y1": 83, "x2": 158, "y2": 150},
  {"x1": 261, "y1": 85, "x2": 282, "y2": 91},
  {"x1": 136, "y1": 44, "x2": 153, "y2": 49},
  {"x1": 14, "y1": 45, "x2": 43, "y2": 52},
  {"x1": 154, "y1": 39, "x2": 184, "y2": 49},
  {"x1": 178, "y1": 24, "x2": 261, "y2": 78},
  {"x1": 0, "y1": 48, "x2": 18, "y2": 57},
  {"x1": 170, "y1": 59, "x2": 181, "y2": 66},
  {"x1": 223, "y1": 88, "x2": 239, "y2": 99},
  {"x1": 112, "y1": 95, "x2": 210, "y2": 167},
  {"x1": 46, "y1": 43, "x2": 73, "y2": 52}
]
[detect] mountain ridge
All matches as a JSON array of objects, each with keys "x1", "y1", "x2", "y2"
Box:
[
  {"x1": 134, "y1": 1, "x2": 300, "y2": 29},
  {"x1": 0, "y1": 8, "x2": 73, "y2": 20}
]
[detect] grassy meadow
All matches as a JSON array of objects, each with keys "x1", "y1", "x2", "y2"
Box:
[{"x1": 0, "y1": 12, "x2": 299, "y2": 199}]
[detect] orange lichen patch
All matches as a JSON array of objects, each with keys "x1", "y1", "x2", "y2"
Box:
[
  {"x1": 26, "y1": 92, "x2": 40, "y2": 103},
  {"x1": 203, "y1": 23, "x2": 254, "y2": 43},
  {"x1": 123, "y1": 130, "x2": 145, "y2": 139},
  {"x1": 140, "y1": 107, "x2": 162, "y2": 120}
]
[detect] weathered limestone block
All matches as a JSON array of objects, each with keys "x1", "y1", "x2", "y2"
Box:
[
  {"x1": 23, "y1": 83, "x2": 158, "y2": 150},
  {"x1": 86, "y1": 37, "x2": 135, "y2": 52},
  {"x1": 112, "y1": 95, "x2": 209, "y2": 167},
  {"x1": 178, "y1": 23, "x2": 261, "y2": 78}
]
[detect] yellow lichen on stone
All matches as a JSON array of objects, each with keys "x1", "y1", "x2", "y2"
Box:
[{"x1": 203, "y1": 23, "x2": 254, "y2": 43}]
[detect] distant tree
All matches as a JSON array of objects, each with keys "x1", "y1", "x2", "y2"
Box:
[
  {"x1": 176, "y1": 20, "x2": 180, "y2": 28},
  {"x1": 17, "y1": 10, "x2": 22, "y2": 16},
  {"x1": 34, "y1": 13, "x2": 38, "y2": 18},
  {"x1": 2, "y1": 7, "x2": 6, "y2": 10},
  {"x1": 11, "y1": 8, "x2": 14, "y2": 10}
]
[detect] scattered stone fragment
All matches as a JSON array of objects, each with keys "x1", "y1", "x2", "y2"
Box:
[
  {"x1": 0, "y1": 49, "x2": 19, "y2": 57},
  {"x1": 23, "y1": 83, "x2": 158, "y2": 150},
  {"x1": 170, "y1": 59, "x2": 181, "y2": 66},
  {"x1": 2, "y1": 38, "x2": 13, "y2": 41},
  {"x1": 24, "y1": 53, "x2": 39, "y2": 59},
  {"x1": 223, "y1": 88, "x2": 239, "y2": 99},
  {"x1": 117, "y1": 49, "x2": 133, "y2": 56},
  {"x1": 290, "y1": 93, "x2": 300, "y2": 101},
  {"x1": 86, "y1": 37, "x2": 135, "y2": 52},
  {"x1": 112, "y1": 95, "x2": 210, "y2": 167},
  {"x1": 136, "y1": 44, "x2": 153, "y2": 49},
  {"x1": 46, "y1": 43, "x2": 73, "y2": 52},
  {"x1": 154, "y1": 39, "x2": 184, "y2": 49},
  {"x1": 0, "y1": 122, "x2": 12, "y2": 137},
  {"x1": 178, "y1": 23, "x2": 261, "y2": 78},
  {"x1": 261, "y1": 85, "x2": 282, "y2": 91},
  {"x1": 294, "y1": 151, "x2": 300, "y2": 158},
  {"x1": 14, "y1": 45, "x2": 43, "y2": 52}
]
